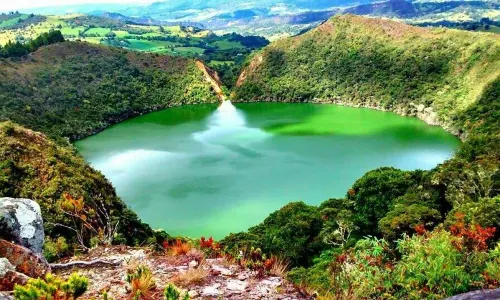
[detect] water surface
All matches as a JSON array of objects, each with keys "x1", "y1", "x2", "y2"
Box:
[{"x1": 75, "y1": 102, "x2": 460, "y2": 238}]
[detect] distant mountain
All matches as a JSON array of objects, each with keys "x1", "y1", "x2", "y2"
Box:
[
  {"x1": 112, "y1": 0, "x2": 499, "y2": 39},
  {"x1": 91, "y1": 11, "x2": 205, "y2": 27}
]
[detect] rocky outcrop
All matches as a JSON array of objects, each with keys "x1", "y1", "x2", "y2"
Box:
[
  {"x1": 0, "y1": 258, "x2": 29, "y2": 291},
  {"x1": 445, "y1": 288, "x2": 500, "y2": 300},
  {"x1": 195, "y1": 60, "x2": 226, "y2": 101},
  {"x1": 0, "y1": 198, "x2": 44, "y2": 254},
  {"x1": 54, "y1": 246, "x2": 309, "y2": 299},
  {"x1": 0, "y1": 239, "x2": 50, "y2": 279}
]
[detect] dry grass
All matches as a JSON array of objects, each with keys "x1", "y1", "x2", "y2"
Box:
[
  {"x1": 170, "y1": 239, "x2": 191, "y2": 256},
  {"x1": 171, "y1": 263, "x2": 210, "y2": 287},
  {"x1": 269, "y1": 257, "x2": 290, "y2": 278},
  {"x1": 186, "y1": 248, "x2": 204, "y2": 261},
  {"x1": 124, "y1": 257, "x2": 142, "y2": 275}
]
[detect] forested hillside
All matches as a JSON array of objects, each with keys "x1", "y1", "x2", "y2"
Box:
[
  {"x1": 0, "y1": 122, "x2": 163, "y2": 258},
  {"x1": 225, "y1": 15, "x2": 500, "y2": 299},
  {"x1": 0, "y1": 41, "x2": 219, "y2": 140},
  {"x1": 234, "y1": 15, "x2": 500, "y2": 133}
]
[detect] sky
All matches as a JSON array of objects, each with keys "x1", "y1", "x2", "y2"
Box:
[{"x1": 1, "y1": 0, "x2": 155, "y2": 12}]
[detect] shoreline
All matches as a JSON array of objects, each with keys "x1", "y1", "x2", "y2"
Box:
[{"x1": 231, "y1": 97, "x2": 464, "y2": 140}]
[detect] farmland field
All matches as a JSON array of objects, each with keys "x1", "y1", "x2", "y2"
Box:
[{"x1": 0, "y1": 13, "x2": 269, "y2": 87}]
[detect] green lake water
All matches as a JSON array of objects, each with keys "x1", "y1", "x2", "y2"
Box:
[{"x1": 75, "y1": 102, "x2": 460, "y2": 238}]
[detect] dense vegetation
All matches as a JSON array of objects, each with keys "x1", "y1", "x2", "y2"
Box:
[
  {"x1": 0, "y1": 39, "x2": 220, "y2": 254},
  {"x1": 224, "y1": 15, "x2": 500, "y2": 298},
  {"x1": 0, "y1": 30, "x2": 64, "y2": 58},
  {"x1": 234, "y1": 15, "x2": 500, "y2": 131},
  {"x1": 0, "y1": 122, "x2": 158, "y2": 256},
  {"x1": 0, "y1": 41, "x2": 219, "y2": 140}
]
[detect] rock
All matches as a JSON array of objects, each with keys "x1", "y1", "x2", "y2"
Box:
[
  {"x1": 0, "y1": 292, "x2": 14, "y2": 300},
  {"x1": 202, "y1": 283, "x2": 222, "y2": 297},
  {"x1": 188, "y1": 260, "x2": 198, "y2": 268},
  {"x1": 211, "y1": 265, "x2": 232, "y2": 276},
  {"x1": 0, "y1": 258, "x2": 29, "y2": 291},
  {"x1": 445, "y1": 288, "x2": 500, "y2": 300},
  {"x1": 188, "y1": 290, "x2": 199, "y2": 298},
  {"x1": 226, "y1": 279, "x2": 247, "y2": 292},
  {"x1": 0, "y1": 239, "x2": 50, "y2": 278},
  {"x1": 0, "y1": 198, "x2": 44, "y2": 254}
]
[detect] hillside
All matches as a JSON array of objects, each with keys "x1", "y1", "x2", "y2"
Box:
[
  {"x1": 0, "y1": 122, "x2": 158, "y2": 254},
  {"x1": 225, "y1": 15, "x2": 500, "y2": 298},
  {"x1": 0, "y1": 41, "x2": 220, "y2": 140},
  {"x1": 234, "y1": 14, "x2": 500, "y2": 134}
]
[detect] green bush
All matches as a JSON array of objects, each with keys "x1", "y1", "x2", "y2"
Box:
[
  {"x1": 14, "y1": 273, "x2": 88, "y2": 300},
  {"x1": 164, "y1": 283, "x2": 189, "y2": 300},
  {"x1": 43, "y1": 236, "x2": 70, "y2": 262},
  {"x1": 237, "y1": 202, "x2": 324, "y2": 266},
  {"x1": 348, "y1": 167, "x2": 419, "y2": 234}
]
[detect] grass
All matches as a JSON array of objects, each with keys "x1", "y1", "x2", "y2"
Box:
[
  {"x1": 124, "y1": 39, "x2": 180, "y2": 52},
  {"x1": 211, "y1": 40, "x2": 245, "y2": 50},
  {"x1": 269, "y1": 257, "x2": 290, "y2": 277},
  {"x1": 84, "y1": 27, "x2": 111, "y2": 36},
  {"x1": 173, "y1": 46, "x2": 205, "y2": 55},
  {"x1": 171, "y1": 263, "x2": 210, "y2": 287},
  {"x1": 60, "y1": 26, "x2": 85, "y2": 36}
]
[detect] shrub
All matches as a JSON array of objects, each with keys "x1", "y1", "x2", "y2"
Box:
[
  {"x1": 164, "y1": 283, "x2": 189, "y2": 300},
  {"x1": 170, "y1": 239, "x2": 191, "y2": 256},
  {"x1": 379, "y1": 203, "x2": 441, "y2": 238},
  {"x1": 43, "y1": 236, "x2": 71, "y2": 262},
  {"x1": 247, "y1": 202, "x2": 324, "y2": 266},
  {"x1": 172, "y1": 263, "x2": 209, "y2": 287},
  {"x1": 393, "y1": 230, "x2": 474, "y2": 298},
  {"x1": 14, "y1": 273, "x2": 88, "y2": 300},
  {"x1": 126, "y1": 266, "x2": 156, "y2": 300},
  {"x1": 348, "y1": 168, "x2": 419, "y2": 235}
]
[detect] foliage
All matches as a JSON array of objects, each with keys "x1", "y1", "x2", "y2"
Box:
[
  {"x1": 126, "y1": 266, "x2": 156, "y2": 300},
  {"x1": 164, "y1": 284, "x2": 189, "y2": 300},
  {"x1": 0, "y1": 122, "x2": 155, "y2": 253},
  {"x1": 199, "y1": 236, "x2": 221, "y2": 258},
  {"x1": 0, "y1": 30, "x2": 64, "y2": 58},
  {"x1": 221, "y1": 202, "x2": 324, "y2": 266},
  {"x1": 58, "y1": 193, "x2": 118, "y2": 250},
  {"x1": 14, "y1": 273, "x2": 88, "y2": 300},
  {"x1": 168, "y1": 239, "x2": 191, "y2": 256},
  {"x1": 0, "y1": 42, "x2": 218, "y2": 140},
  {"x1": 43, "y1": 236, "x2": 71, "y2": 263},
  {"x1": 445, "y1": 197, "x2": 500, "y2": 238},
  {"x1": 233, "y1": 15, "x2": 500, "y2": 131},
  {"x1": 348, "y1": 168, "x2": 421, "y2": 234}
]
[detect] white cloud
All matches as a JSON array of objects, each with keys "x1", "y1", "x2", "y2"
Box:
[{"x1": 1, "y1": 0, "x2": 155, "y2": 12}]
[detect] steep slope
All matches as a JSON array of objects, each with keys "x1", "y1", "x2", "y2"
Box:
[
  {"x1": 234, "y1": 14, "x2": 500, "y2": 134},
  {"x1": 0, "y1": 41, "x2": 219, "y2": 140},
  {"x1": 0, "y1": 122, "x2": 156, "y2": 251}
]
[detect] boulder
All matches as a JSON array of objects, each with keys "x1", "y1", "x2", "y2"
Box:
[
  {"x1": 0, "y1": 239, "x2": 50, "y2": 278},
  {"x1": 0, "y1": 198, "x2": 44, "y2": 254},
  {"x1": 445, "y1": 289, "x2": 500, "y2": 300},
  {"x1": 0, "y1": 258, "x2": 29, "y2": 291}
]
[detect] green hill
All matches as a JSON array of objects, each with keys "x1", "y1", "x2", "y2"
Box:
[
  {"x1": 0, "y1": 41, "x2": 219, "y2": 140},
  {"x1": 0, "y1": 121, "x2": 159, "y2": 254},
  {"x1": 0, "y1": 41, "x2": 221, "y2": 252},
  {"x1": 233, "y1": 14, "x2": 500, "y2": 134},
  {"x1": 226, "y1": 15, "x2": 500, "y2": 298}
]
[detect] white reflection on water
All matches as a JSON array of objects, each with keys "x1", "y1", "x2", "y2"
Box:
[{"x1": 192, "y1": 101, "x2": 270, "y2": 147}]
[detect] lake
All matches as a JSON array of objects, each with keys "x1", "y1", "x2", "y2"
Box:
[{"x1": 75, "y1": 102, "x2": 460, "y2": 238}]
